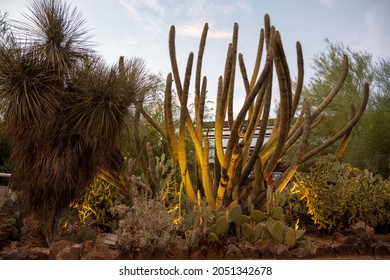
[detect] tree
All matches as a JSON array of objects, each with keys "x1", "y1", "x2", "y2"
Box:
[
  {"x1": 303, "y1": 40, "x2": 390, "y2": 178},
  {"x1": 0, "y1": 0, "x2": 156, "y2": 246}
]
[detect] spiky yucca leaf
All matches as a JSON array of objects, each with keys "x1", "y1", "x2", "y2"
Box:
[
  {"x1": 13, "y1": 0, "x2": 93, "y2": 74},
  {"x1": 0, "y1": 43, "x2": 62, "y2": 134}
]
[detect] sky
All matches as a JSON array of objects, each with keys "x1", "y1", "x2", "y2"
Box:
[{"x1": 1, "y1": 0, "x2": 390, "y2": 114}]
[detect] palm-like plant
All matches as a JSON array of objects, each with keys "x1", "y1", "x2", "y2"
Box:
[{"x1": 0, "y1": 0, "x2": 156, "y2": 246}]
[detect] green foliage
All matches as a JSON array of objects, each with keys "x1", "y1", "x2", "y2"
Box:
[
  {"x1": 303, "y1": 41, "x2": 390, "y2": 178},
  {"x1": 179, "y1": 198, "x2": 216, "y2": 247},
  {"x1": 292, "y1": 155, "x2": 390, "y2": 232},
  {"x1": 238, "y1": 190, "x2": 306, "y2": 249},
  {"x1": 204, "y1": 189, "x2": 306, "y2": 249},
  {"x1": 69, "y1": 177, "x2": 124, "y2": 227}
]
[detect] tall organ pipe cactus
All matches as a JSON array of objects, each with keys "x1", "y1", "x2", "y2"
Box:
[{"x1": 140, "y1": 14, "x2": 369, "y2": 210}]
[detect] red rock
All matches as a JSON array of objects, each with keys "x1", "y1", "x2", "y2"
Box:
[
  {"x1": 236, "y1": 240, "x2": 261, "y2": 259},
  {"x1": 133, "y1": 245, "x2": 167, "y2": 260},
  {"x1": 333, "y1": 244, "x2": 357, "y2": 256},
  {"x1": 26, "y1": 247, "x2": 49, "y2": 260},
  {"x1": 273, "y1": 244, "x2": 292, "y2": 259},
  {"x1": 290, "y1": 247, "x2": 312, "y2": 259},
  {"x1": 49, "y1": 240, "x2": 81, "y2": 260},
  {"x1": 224, "y1": 244, "x2": 244, "y2": 259},
  {"x1": 356, "y1": 240, "x2": 373, "y2": 255},
  {"x1": 81, "y1": 247, "x2": 118, "y2": 260},
  {"x1": 0, "y1": 213, "x2": 14, "y2": 240},
  {"x1": 189, "y1": 246, "x2": 207, "y2": 260},
  {"x1": 351, "y1": 221, "x2": 375, "y2": 237},
  {"x1": 331, "y1": 232, "x2": 347, "y2": 243},
  {"x1": 313, "y1": 244, "x2": 337, "y2": 258},
  {"x1": 168, "y1": 245, "x2": 189, "y2": 260},
  {"x1": 206, "y1": 241, "x2": 226, "y2": 260},
  {"x1": 259, "y1": 246, "x2": 273, "y2": 259},
  {"x1": 371, "y1": 243, "x2": 390, "y2": 256}
]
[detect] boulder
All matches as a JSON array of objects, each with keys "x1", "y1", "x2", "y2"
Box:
[
  {"x1": 206, "y1": 241, "x2": 226, "y2": 260},
  {"x1": 313, "y1": 244, "x2": 337, "y2": 258},
  {"x1": 236, "y1": 240, "x2": 261, "y2": 259},
  {"x1": 168, "y1": 245, "x2": 189, "y2": 260},
  {"x1": 189, "y1": 246, "x2": 207, "y2": 260},
  {"x1": 273, "y1": 244, "x2": 292, "y2": 259},
  {"x1": 290, "y1": 247, "x2": 312, "y2": 259},
  {"x1": 0, "y1": 213, "x2": 14, "y2": 240},
  {"x1": 224, "y1": 244, "x2": 244, "y2": 260},
  {"x1": 133, "y1": 244, "x2": 167, "y2": 260},
  {"x1": 351, "y1": 221, "x2": 375, "y2": 237},
  {"x1": 49, "y1": 240, "x2": 81, "y2": 260}
]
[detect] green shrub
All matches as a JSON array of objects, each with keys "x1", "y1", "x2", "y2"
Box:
[
  {"x1": 179, "y1": 188, "x2": 307, "y2": 249},
  {"x1": 69, "y1": 177, "x2": 124, "y2": 227},
  {"x1": 292, "y1": 155, "x2": 390, "y2": 232}
]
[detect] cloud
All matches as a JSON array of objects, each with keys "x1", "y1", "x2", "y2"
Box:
[
  {"x1": 221, "y1": 0, "x2": 253, "y2": 15},
  {"x1": 319, "y1": 0, "x2": 336, "y2": 8},
  {"x1": 360, "y1": 3, "x2": 390, "y2": 58},
  {"x1": 118, "y1": 0, "x2": 165, "y2": 20},
  {"x1": 176, "y1": 22, "x2": 231, "y2": 40},
  {"x1": 117, "y1": 0, "x2": 165, "y2": 32}
]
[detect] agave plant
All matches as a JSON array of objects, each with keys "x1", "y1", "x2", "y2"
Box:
[{"x1": 0, "y1": 0, "x2": 156, "y2": 246}]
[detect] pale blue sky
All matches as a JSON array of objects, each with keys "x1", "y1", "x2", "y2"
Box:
[{"x1": 2, "y1": 0, "x2": 389, "y2": 112}]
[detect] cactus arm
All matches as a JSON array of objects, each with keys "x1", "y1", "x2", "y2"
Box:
[
  {"x1": 195, "y1": 23, "x2": 208, "y2": 99},
  {"x1": 164, "y1": 73, "x2": 179, "y2": 162},
  {"x1": 225, "y1": 34, "x2": 275, "y2": 167},
  {"x1": 169, "y1": 26, "x2": 183, "y2": 99},
  {"x1": 201, "y1": 137, "x2": 215, "y2": 209},
  {"x1": 311, "y1": 55, "x2": 349, "y2": 120},
  {"x1": 250, "y1": 28, "x2": 265, "y2": 90},
  {"x1": 216, "y1": 172, "x2": 229, "y2": 209},
  {"x1": 250, "y1": 157, "x2": 266, "y2": 207},
  {"x1": 274, "y1": 100, "x2": 311, "y2": 193},
  {"x1": 177, "y1": 53, "x2": 196, "y2": 201},
  {"x1": 238, "y1": 53, "x2": 251, "y2": 96},
  {"x1": 226, "y1": 144, "x2": 243, "y2": 201},
  {"x1": 146, "y1": 142, "x2": 159, "y2": 194},
  {"x1": 334, "y1": 103, "x2": 356, "y2": 160},
  {"x1": 263, "y1": 33, "x2": 292, "y2": 179},
  {"x1": 228, "y1": 23, "x2": 239, "y2": 130},
  {"x1": 195, "y1": 24, "x2": 208, "y2": 138},
  {"x1": 301, "y1": 83, "x2": 369, "y2": 163},
  {"x1": 238, "y1": 53, "x2": 259, "y2": 161},
  {"x1": 241, "y1": 77, "x2": 268, "y2": 161},
  {"x1": 199, "y1": 76, "x2": 207, "y2": 124},
  {"x1": 241, "y1": 74, "x2": 273, "y2": 186},
  {"x1": 214, "y1": 147, "x2": 221, "y2": 193},
  {"x1": 264, "y1": 14, "x2": 271, "y2": 50},
  {"x1": 292, "y1": 42, "x2": 304, "y2": 116},
  {"x1": 275, "y1": 32, "x2": 293, "y2": 122},
  {"x1": 138, "y1": 107, "x2": 166, "y2": 138},
  {"x1": 215, "y1": 76, "x2": 227, "y2": 168}
]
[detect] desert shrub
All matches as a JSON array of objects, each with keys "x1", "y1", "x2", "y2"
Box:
[
  {"x1": 292, "y1": 155, "x2": 390, "y2": 232},
  {"x1": 111, "y1": 190, "x2": 180, "y2": 249}
]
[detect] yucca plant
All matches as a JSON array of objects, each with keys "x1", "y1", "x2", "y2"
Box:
[{"x1": 0, "y1": 0, "x2": 156, "y2": 246}]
